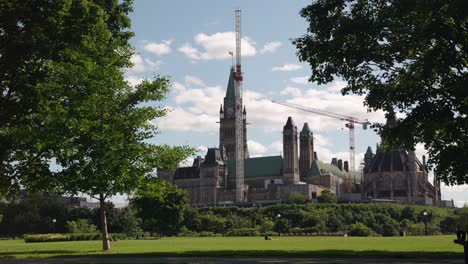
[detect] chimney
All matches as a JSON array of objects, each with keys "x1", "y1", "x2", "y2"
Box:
[
  {"x1": 337, "y1": 159, "x2": 343, "y2": 171},
  {"x1": 344, "y1": 161, "x2": 349, "y2": 172},
  {"x1": 313, "y1": 151, "x2": 318, "y2": 160},
  {"x1": 331, "y1": 158, "x2": 338, "y2": 167}
]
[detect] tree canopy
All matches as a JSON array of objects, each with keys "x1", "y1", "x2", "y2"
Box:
[
  {"x1": 293, "y1": 0, "x2": 468, "y2": 185},
  {"x1": 1, "y1": 0, "x2": 193, "y2": 250}
]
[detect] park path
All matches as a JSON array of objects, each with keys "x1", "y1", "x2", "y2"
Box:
[{"x1": 0, "y1": 258, "x2": 463, "y2": 264}]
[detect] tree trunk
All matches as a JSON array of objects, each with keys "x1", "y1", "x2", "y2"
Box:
[{"x1": 99, "y1": 193, "x2": 111, "y2": 251}]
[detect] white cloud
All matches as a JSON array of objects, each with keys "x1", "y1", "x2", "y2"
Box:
[
  {"x1": 143, "y1": 39, "x2": 172, "y2": 56},
  {"x1": 247, "y1": 140, "x2": 268, "y2": 156},
  {"x1": 178, "y1": 43, "x2": 200, "y2": 60},
  {"x1": 272, "y1": 63, "x2": 303, "y2": 72},
  {"x1": 185, "y1": 75, "x2": 205, "y2": 87},
  {"x1": 280, "y1": 86, "x2": 303, "y2": 97},
  {"x1": 129, "y1": 54, "x2": 162, "y2": 73},
  {"x1": 130, "y1": 54, "x2": 146, "y2": 72},
  {"x1": 290, "y1": 76, "x2": 309, "y2": 85},
  {"x1": 327, "y1": 80, "x2": 347, "y2": 93},
  {"x1": 125, "y1": 75, "x2": 144, "y2": 87},
  {"x1": 260, "y1": 41, "x2": 282, "y2": 54},
  {"x1": 178, "y1": 32, "x2": 257, "y2": 60}
]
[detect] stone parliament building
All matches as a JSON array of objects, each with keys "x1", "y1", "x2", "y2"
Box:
[{"x1": 159, "y1": 67, "x2": 448, "y2": 207}]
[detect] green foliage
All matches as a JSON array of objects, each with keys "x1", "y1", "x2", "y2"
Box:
[
  {"x1": 293, "y1": 0, "x2": 468, "y2": 184},
  {"x1": 120, "y1": 206, "x2": 142, "y2": 237},
  {"x1": 24, "y1": 233, "x2": 127, "y2": 243},
  {"x1": 66, "y1": 219, "x2": 96, "y2": 234},
  {"x1": 259, "y1": 219, "x2": 274, "y2": 234},
  {"x1": 439, "y1": 216, "x2": 457, "y2": 234},
  {"x1": 349, "y1": 223, "x2": 373, "y2": 237},
  {"x1": 456, "y1": 208, "x2": 468, "y2": 231},
  {"x1": 24, "y1": 234, "x2": 69, "y2": 243},
  {"x1": 317, "y1": 190, "x2": 336, "y2": 203},
  {"x1": 226, "y1": 228, "x2": 260, "y2": 237},
  {"x1": 290, "y1": 192, "x2": 309, "y2": 204},
  {"x1": 133, "y1": 178, "x2": 188, "y2": 236},
  {"x1": 0, "y1": 192, "x2": 67, "y2": 236}
]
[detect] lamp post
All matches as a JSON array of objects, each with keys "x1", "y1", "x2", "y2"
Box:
[
  {"x1": 276, "y1": 213, "x2": 281, "y2": 236},
  {"x1": 52, "y1": 218, "x2": 57, "y2": 233},
  {"x1": 423, "y1": 211, "x2": 428, "y2": 236}
]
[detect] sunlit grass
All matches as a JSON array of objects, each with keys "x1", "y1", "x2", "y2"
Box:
[{"x1": 0, "y1": 235, "x2": 463, "y2": 259}]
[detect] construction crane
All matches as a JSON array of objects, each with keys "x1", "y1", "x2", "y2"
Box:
[
  {"x1": 272, "y1": 100, "x2": 370, "y2": 171},
  {"x1": 234, "y1": 8, "x2": 245, "y2": 203}
]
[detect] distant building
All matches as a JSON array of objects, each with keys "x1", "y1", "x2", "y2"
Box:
[
  {"x1": 159, "y1": 67, "x2": 361, "y2": 206},
  {"x1": 361, "y1": 111, "x2": 446, "y2": 206}
]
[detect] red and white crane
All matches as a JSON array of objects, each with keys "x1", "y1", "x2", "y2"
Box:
[
  {"x1": 234, "y1": 8, "x2": 245, "y2": 203},
  {"x1": 272, "y1": 100, "x2": 370, "y2": 171}
]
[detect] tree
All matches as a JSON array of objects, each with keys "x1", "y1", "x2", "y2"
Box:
[
  {"x1": 0, "y1": 192, "x2": 67, "y2": 236},
  {"x1": 4, "y1": 0, "x2": 193, "y2": 251},
  {"x1": 133, "y1": 178, "x2": 189, "y2": 236},
  {"x1": 293, "y1": 0, "x2": 468, "y2": 185},
  {"x1": 290, "y1": 192, "x2": 309, "y2": 204},
  {"x1": 0, "y1": 0, "x2": 73, "y2": 197},
  {"x1": 317, "y1": 189, "x2": 337, "y2": 203},
  {"x1": 119, "y1": 206, "x2": 142, "y2": 237},
  {"x1": 456, "y1": 208, "x2": 468, "y2": 231},
  {"x1": 66, "y1": 219, "x2": 97, "y2": 233}
]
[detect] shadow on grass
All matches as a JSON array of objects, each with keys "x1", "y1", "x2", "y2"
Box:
[
  {"x1": 48, "y1": 250, "x2": 464, "y2": 259},
  {"x1": 0, "y1": 250, "x2": 99, "y2": 258}
]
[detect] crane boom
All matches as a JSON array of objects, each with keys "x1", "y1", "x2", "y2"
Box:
[
  {"x1": 272, "y1": 100, "x2": 370, "y2": 171},
  {"x1": 234, "y1": 8, "x2": 245, "y2": 203}
]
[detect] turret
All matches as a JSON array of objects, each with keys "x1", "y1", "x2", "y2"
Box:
[
  {"x1": 299, "y1": 122, "x2": 314, "y2": 181},
  {"x1": 283, "y1": 117, "x2": 299, "y2": 184}
]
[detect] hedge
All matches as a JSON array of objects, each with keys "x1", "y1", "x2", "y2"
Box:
[{"x1": 24, "y1": 233, "x2": 127, "y2": 243}]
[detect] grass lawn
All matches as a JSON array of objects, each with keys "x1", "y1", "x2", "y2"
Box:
[{"x1": 0, "y1": 235, "x2": 463, "y2": 259}]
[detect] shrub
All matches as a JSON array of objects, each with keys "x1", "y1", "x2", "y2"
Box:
[
  {"x1": 226, "y1": 228, "x2": 260, "y2": 236},
  {"x1": 24, "y1": 234, "x2": 68, "y2": 243},
  {"x1": 349, "y1": 223, "x2": 372, "y2": 237},
  {"x1": 24, "y1": 233, "x2": 127, "y2": 243},
  {"x1": 66, "y1": 219, "x2": 96, "y2": 233}
]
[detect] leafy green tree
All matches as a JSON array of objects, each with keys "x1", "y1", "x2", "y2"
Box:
[
  {"x1": 293, "y1": 0, "x2": 468, "y2": 185},
  {"x1": 440, "y1": 215, "x2": 457, "y2": 234},
  {"x1": 349, "y1": 222, "x2": 372, "y2": 237},
  {"x1": 0, "y1": 0, "x2": 75, "y2": 197},
  {"x1": 66, "y1": 219, "x2": 96, "y2": 233},
  {"x1": 317, "y1": 189, "x2": 337, "y2": 203},
  {"x1": 133, "y1": 179, "x2": 189, "y2": 236},
  {"x1": 0, "y1": 192, "x2": 67, "y2": 236},
  {"x1": 456, "y1": 208, "x2": 468, "y2": 231},
  {"x1": 290, "y1": 192, "x2": 309, "y2": 204},
  {"x1": 4, "y1": 0, "x2": 193, "y2": 251},
  {"x1": 120, "y1": 206, "x2": 142, "y2": 237}
]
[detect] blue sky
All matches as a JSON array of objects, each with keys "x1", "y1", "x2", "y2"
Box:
[{"x1": 121, "y1": 0, "x2": 467, "y2": 206}]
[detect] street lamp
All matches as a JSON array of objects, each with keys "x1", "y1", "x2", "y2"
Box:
[
  {"x1": 423, "y1": 211, "x2": 428, "y2": 236},
  {"x1": 52, "y1": 218, "x2": 56, "y2": 233},
  {"x1": 276, "y1": 213, "x2": 281, "y2": 236}
]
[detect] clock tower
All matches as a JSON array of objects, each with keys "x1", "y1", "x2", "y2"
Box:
[{"x1": 219, "y1": 67, "x2": 249, "y2": 160}]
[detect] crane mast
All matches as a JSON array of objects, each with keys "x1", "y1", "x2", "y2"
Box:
[
  {"x1": 234, "y1": 8, "x2": 245, "y2": 203},
  {"x1": 272, "y1": 100, "x2": 370, "y2": 171}
]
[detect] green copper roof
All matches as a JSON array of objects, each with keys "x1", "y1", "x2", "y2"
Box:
[
  {"x1": 366, "y1": 146, "x2": 373, "y2": 155},
  {"x1": 227, "y1": 155, "x2": 283, "y2": 178},
  {"x1": 310, "y1": 160, "x2": 362, "y2": 182},
  {"x1": 225, "y1": 67, "x2": 236, "y2": 103},
  {"x1": 300, "y1": 122, "x2": 312, "y2": 137}
]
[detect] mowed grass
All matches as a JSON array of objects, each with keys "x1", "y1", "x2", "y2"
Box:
[{"x1": 0, "y1": 235, "x2": 463, "y2": 259}]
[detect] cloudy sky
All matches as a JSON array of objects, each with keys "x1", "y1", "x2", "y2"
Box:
[{"x1": 124, "y1": 0, "x2": 467, "y2": 206}]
